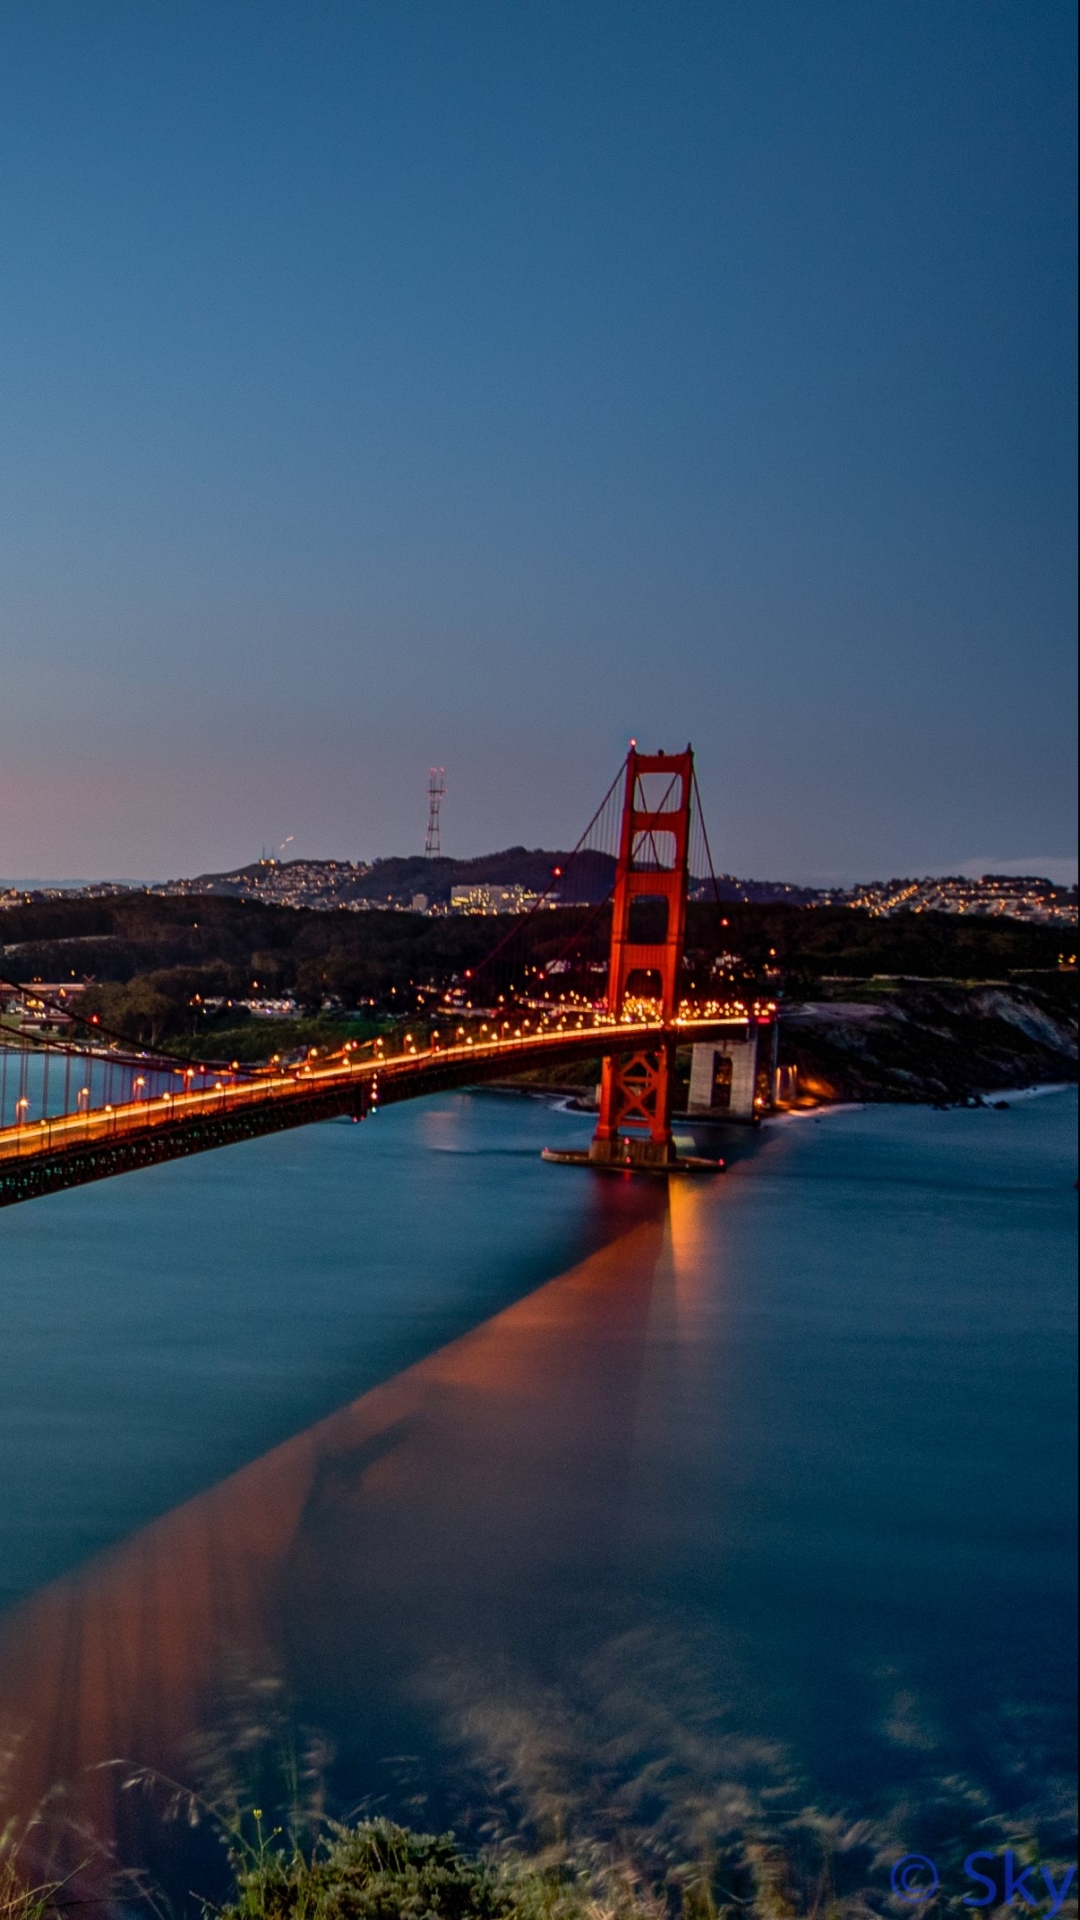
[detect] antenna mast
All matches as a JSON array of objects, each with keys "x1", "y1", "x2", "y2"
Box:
[{"x1": 425, "y1": 767, "x2": 446, "y2": 856}]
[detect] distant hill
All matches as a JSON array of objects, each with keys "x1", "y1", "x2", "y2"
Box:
[
  {"x1": 7, "y1": 851, "x2": 1072, "y2": 924},
  {"x1": 165, "y1": 848, "x2": 822, "y2": 910}
]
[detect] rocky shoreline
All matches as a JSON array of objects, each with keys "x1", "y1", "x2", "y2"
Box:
[{"x1": 777, "y1": 975, "x2": 1077, "y2": 1106}]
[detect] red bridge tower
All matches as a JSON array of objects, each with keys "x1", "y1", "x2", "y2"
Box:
[{"x1": 589, "y1": 745, "x2": 694, "y2": 1168}]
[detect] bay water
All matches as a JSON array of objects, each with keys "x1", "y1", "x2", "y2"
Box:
[{"x1": 0, "y1": 1080, "x2": 1075, "y2": 1906}]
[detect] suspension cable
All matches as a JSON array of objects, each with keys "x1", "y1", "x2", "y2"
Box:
[
  {"x1": 0, "y1": 976, "x2": 254, "y2": 1076},
  {"x1": 690, "y1": 767, "x2": 724, "y2": 908},
  {"x1": 465, "y1": 754, "x2": 628, "y2": 982}
]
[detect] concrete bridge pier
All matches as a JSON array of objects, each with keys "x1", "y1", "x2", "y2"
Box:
[{"x1": 688, "y1": 1020, "x2": 777, "y2": 1122}]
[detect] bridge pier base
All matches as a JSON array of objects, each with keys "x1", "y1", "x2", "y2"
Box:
[
  {"x1": 688, "y1": 1033, "x2": 757, "y2": 1121},
  {"x1": 587, "y1": 1130, "x2": 678, "y2": 1169},
  {"x1": 541, "y1": 1140, "x2": 721, "y2": 1175},
  {"x1": 686, "y1": 1018, "x2": 778, "y2": 1124}
]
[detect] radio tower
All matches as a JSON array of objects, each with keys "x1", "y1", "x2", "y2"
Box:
[{"x1": 424, "y1": 767, "x2": 446, "y2": 856}]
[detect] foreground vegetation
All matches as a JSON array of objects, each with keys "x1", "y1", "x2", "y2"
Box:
[
  {"x1": 6, "y1": 1809, "x2": 1076, "y2": 1920},
  {"x1": 215, "y1": 1818, "x2": 660, "y2": 1920},
  {"x1": 0, "y1": 1864, "x2": 50, "y2": 1920},
  {"x1": 0, "y1": 1812, "x2": 888, "y2": 1920}
]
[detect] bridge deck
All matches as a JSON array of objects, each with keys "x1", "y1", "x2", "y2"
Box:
[{"x1": 0, "y1": 1016, "x2": 754, "y2": 1208}]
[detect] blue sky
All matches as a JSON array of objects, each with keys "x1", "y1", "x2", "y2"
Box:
[{"x1": 0, "y1": 0, "x2": 1075, "y2": 882}]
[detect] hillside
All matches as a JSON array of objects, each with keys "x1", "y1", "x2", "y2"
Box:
[
  {"x1": 779, "y1": 977, "x2": 1077, "y2": 1104},
  {"x1": 2, "y1": 889, "x2": 1072, "y2": 998},
  {"x1": 2, "y1": 891, "x2": 1075, "y2": 1097},
  {"x1": 170, "y1": 849, "x2": 819, "y2": 909}
]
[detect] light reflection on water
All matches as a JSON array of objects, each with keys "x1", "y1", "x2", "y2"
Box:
[{"x1": 0, "y1": 1090, "x2": 1076, "y2": 1909}]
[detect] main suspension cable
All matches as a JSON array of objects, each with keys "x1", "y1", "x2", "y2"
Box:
[{"x1": 465, "y1": 754, "x2": 628, "y2": 983}]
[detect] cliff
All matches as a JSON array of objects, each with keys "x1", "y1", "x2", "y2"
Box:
[{"x1": 778, "y1": 976, "x2": 1077, "y2": 1105}]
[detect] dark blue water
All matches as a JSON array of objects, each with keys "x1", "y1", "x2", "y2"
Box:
[{"x1": 0, "y1": 1084, "x2": 1075, "y2": 1906}]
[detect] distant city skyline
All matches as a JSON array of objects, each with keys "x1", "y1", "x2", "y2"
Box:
[{"x1": 1, "y1": 2, "x2": 1075, "y2": 884}]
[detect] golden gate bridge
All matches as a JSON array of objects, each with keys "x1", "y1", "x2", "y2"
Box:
[{"x1": 0, "y1": 747, "x2": 776, "y2": 1208}]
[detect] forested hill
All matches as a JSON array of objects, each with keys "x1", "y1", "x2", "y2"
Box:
[
  {"x1": 2, "y1": 890, "x2": 1074, "y2": 1090},
  {"x1": 0, "y1": 887, "x2": 1071, "y2": 999}
]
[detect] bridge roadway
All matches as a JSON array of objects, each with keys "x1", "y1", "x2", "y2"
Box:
[{"x1": 0, "y1": 1014, "x2": 752, "y2": 1209}]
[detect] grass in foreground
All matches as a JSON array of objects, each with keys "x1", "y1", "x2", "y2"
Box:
[
  {"x1": 0, "y1": 1856, "x2": 59, "y2": 1920},
  {"x1": 8, "y1": 1810, "x2": 1076, "y2": 1920},
  {"x1": 213, "y1": 1817, "x2": 652, "y2": 1920},
  {"x1": 206, "y1": 1814, "x2": 863, "y2": 1920}
]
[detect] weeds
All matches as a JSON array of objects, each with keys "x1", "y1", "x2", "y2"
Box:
[
  {"x1": 211, "y1": 1816, "x2": 663, "y2": 1920},
  {"x1": 0, "y1": 1853, "x2": 58, "y2": 1920}
]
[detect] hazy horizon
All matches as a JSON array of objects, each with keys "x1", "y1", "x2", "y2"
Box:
[{"x1": 4, "y1": 852, "x2": 1077, "y2": 894}]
